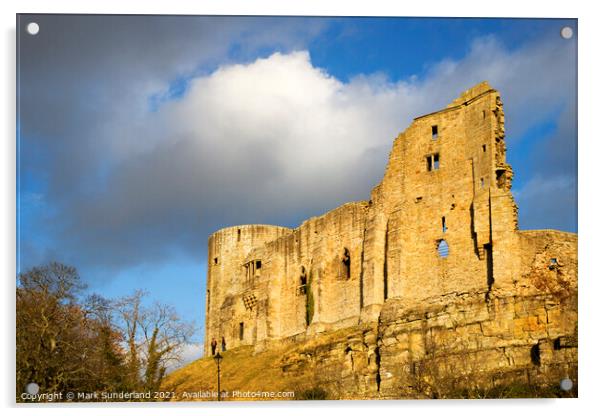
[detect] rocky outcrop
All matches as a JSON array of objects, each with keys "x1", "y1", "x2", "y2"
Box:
[
  {"x1": 277, "y1": 288, "x2": 577, "y2": 399},
  {"x1": 377, "y1": 290, "x2": 577, "y2": 398},
  {"x1": 279, "y1": 325, "x2": 380, "y2": 399}
]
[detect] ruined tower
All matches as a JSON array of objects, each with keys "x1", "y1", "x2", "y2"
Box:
[{"x1": 203, "y1": 82, "x2": 577, "y2": 366}]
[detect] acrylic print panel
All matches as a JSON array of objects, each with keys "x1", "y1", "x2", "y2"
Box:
[{"x1": 16, "y1": 14, "x2": 578, "y2": 402}]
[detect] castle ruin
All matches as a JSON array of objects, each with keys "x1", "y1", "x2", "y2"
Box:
[{"x1": 203, "y1": 82, "x2": 577, "y2": 396}]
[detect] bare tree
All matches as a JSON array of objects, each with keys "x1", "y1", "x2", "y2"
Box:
[
  {"x1": 17, "y1": 262, "x2": 195, "y2": 401},
  {"x1": 114, "y1": 290, "x2": 145, "y2": 389},
  {"x1": 17, "y1": 263, "x2": 126, "y2": 398},
  {"x1": 115, "y1": 291, "x2": 194, "y2": 391},
  {"x1": 139, "y1": 302, "x2": 194, "y2": 391}
]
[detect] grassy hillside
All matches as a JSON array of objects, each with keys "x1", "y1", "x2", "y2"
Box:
[
  {"x1": 162, "y1": 343, "x2": 324, "y2": 401},
  {"x1": 161, "y1": 326, "x2": 372, "y2": 401}
]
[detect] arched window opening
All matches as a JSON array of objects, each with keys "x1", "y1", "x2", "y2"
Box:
[
  {"x1": 437, "y1": 240, "x2": 449, "y2": 258},
  {"x1": 342, "y1": 248, "x2": 351, "y2": 279},
  {"x1": 300, "y1": 266, "x2": 307, "y2": 286},
  {"x1": 298, "y1": 266, "x2": 308, "y2": 295},
  {"x1": 530, "y1": 344, "x2": 541, "y2": 366}
]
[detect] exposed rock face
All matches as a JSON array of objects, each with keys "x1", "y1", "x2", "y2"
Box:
[
  {"x1": 376, "y1": 291, "x2": 577, "y2": 398},
  {"x1": 203, "y1": 82, "x2": 578, "y2": 397},
  {"x1": 276, "y1": 290, "x2": 576, "y2": 398}
]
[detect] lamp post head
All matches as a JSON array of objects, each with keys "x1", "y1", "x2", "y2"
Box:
[{"x1": 213, "y1": 352, "x2": 222, "y2": 365}]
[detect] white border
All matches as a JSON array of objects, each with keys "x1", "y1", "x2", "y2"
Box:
[{"x1": 2, "y1": 1, "x2": 600, "y2": 415}]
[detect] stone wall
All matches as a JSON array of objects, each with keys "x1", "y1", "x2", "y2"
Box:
[
  {"x1": 203, "y1": 82, "x2": 577, "y2": 394},
  {"x1": 205, "y1": 224, "x2": 292, "y2": 354},
  {"x1": 251, "y1": 201, "x2": 369, "y2": 348}
]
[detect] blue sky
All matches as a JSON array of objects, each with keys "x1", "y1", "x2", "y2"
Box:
[{"x1": 17, "y1": 16, "x2": 577, "y2": 360}]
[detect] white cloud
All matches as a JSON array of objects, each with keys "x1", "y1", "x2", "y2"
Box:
[
  {"x1": 34, "y1": 32, "x2": 577, "y2": 270},
  {"x1": 145, "y1": 34, "x2": 574, "y2": 210},
  {"x1": 158, "y1": 51, "x2": 400, "y2": 192}
]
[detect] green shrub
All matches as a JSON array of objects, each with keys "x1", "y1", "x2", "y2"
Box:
[{"x1": 305, "y1": 271, "x2": 314, "y2": 325}]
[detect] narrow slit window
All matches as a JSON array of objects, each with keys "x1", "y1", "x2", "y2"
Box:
[
  {"x1": 213, "y1": 257, "x2": 218, "y2": 265},
  {"x1": 237, "y1": 228, "x2": 241, "y2": 241},
  {"x1": 480, "y1": 177, "x2": 485, "y2": 188},
  {"x1": 239, "y1": 322, "x2": 244, "y2": 340},
  {"x1": 482, "y1": 144, "x2": 487, "y2": 152},
  {"x1": 442, "y1": 216, "x2": 447, "y2": 233},
  {"x1": 433, "y1": 153, "x2": 440, "y2": 170},
  {"x1": 431, "y1": 125, "x2": 438, "y2": 139}
]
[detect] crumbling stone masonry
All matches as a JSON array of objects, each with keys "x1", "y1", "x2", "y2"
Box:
[{"x1": 204, "y1": 82, "x2": 577, "y2": 396}]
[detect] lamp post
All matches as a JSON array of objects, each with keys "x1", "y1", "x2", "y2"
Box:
[{"x1": 213, "y1": 352, "x2": 222, "y2": 401}]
